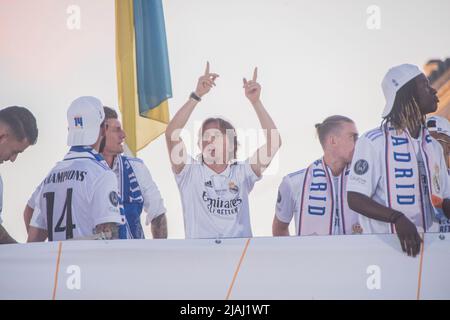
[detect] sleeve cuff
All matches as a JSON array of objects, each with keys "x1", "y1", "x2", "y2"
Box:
[
  {"x1": 29, "y1": 220, "x2": 47, "y2": 230},
  {"x1": 27, "y1": 199, "x2": 35, "y2": 209},
  {"x1": 245, "y1": 160, "x2": 262, "y2": 181},
  {"x1": 346, "y1": 185, "x2": 372, "y2": 198},
  {"x1": 275, "y1": 211, "x2": 291, "y2": 224},
  {"x1": 145, "y1": 210, "x2": 166, "y2": 226}
]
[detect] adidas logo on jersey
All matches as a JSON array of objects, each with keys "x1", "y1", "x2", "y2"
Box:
[{"x1": 204, "y1": 180, "x2": 213, "y2": 188}]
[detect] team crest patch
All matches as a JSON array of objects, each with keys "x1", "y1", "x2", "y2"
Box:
[
  {"x1": 109, "y1": 191, "x2": 119, "y2": 207},
  {"x1": 229, "y1": 181, "x2": 239, "y2": 193},
  {"x1": 354, "y1": 159, "x2": 369, "y2": 175}
]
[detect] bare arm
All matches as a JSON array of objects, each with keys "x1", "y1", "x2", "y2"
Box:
[
  {"x1": 27, "y1": 226, "x2": 48, "y2": 242},
  {"x1": 244, "y1": 68, "x2": 282, "y2": 177},
  {"x1": 347, "y1": 191, "x2": 422, "y2": 257},
  {"x1": 165, "y1": 62, "x2": 219, "y2": 174},
  {"x1": 347, "y1": 191, "x2": 399, "y2": 223},
  {"x1": 165, "y1": 99, "x2": 197, "y2": 174},
  {"x1": 272, "y1": 215, "x2": 290, "y2": 236},
  {"x1": 0, "y1": 224, "x2": 17, "y2": 244},
  {"x1": 23, "y1": 205, "x2": 34, "y2": 234},
  {"x1": 151, "y1": 213, "x2": 168, "y2": 239}
]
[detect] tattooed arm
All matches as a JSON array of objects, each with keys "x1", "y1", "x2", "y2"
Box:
[
  {"x1": 0, "y1": 224, "x2": 17, "y2": 244},
  {"x1": 151, "y1": 213, "x2": 168, "y2": 239}
]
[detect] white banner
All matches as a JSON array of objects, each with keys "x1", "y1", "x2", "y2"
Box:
[{"x1": 0, "y1": 233, "x2": 448, "y2": 300}]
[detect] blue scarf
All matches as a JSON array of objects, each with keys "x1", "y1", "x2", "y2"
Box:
[{"x1": 118, "y1": 156, "x2": 144, "y2": 239}]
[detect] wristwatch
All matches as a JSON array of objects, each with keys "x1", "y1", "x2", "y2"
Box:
[{"x1": 190, "y1": 92, "x2": 201, "y2": 102}]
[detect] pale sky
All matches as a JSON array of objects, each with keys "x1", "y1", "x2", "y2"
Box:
[{"x1": 0, "y1": 0, "x2": 449, "y2": 242}]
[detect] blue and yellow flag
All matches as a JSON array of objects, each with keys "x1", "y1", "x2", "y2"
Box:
[{"x1": 115, "y1": 0, "x2": 172, "y2": 155}]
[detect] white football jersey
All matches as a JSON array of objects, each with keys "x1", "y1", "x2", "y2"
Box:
[
  {"x1": 175, "y1": 156, "x2": 261, "y2": 239},
  {"x1": 347, "y1": 128, "x2": 450, "y2": 234},
  {"x1": 276, "y1": 168, "x2": 344, "y2": 235},
  {"x1": 30, "y1": 148, "x2": 122, "y2": 241}
]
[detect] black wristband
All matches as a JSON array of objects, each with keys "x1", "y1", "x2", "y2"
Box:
[
  {"x1": 390, "y1": 211, "x2": 404, "y2": 224},
  {"x1": 190, "y1": 92, "x2": 201, "y2": 102}
]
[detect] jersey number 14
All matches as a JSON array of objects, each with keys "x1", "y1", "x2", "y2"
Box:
[{"x1": 44, "y1": 188, "x2": 76, "y2": 241}]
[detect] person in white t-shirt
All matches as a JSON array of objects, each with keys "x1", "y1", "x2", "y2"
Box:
[
  {"x1": 165, "y1": 62, "x2": 282, "y2": 239},
  {"x1": 0, "y1": 106, "x2": 38, "y2": 244},
  {"x1": 273, "y1": 115, "x2": 362, "y2": 236},
  {"x1": 427, "y1": 110, "x2": 450, "y2": 233},
  {"x1": 27, "y1": 96, "x2": 122, "y2": 242},
  {"x1": 347, "y1": 64, "x2": 450, "y2": 257}
]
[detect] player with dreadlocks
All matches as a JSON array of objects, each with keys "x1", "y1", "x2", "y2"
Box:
[{"x1": 347, "y1": 64, "x2": 450, "y2": 257}]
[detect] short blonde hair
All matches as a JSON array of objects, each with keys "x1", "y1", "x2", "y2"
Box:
[{"x1": 315, "y1": 115, "x2": 354, "y2": 147}]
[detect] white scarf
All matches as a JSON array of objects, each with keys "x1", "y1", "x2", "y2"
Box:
[
  {"x1": 383, "y1": 124, "x2": 445, "y2": 232},
  {"x1": 298, "y1": 158, "x2": 362, "y2": 235}
]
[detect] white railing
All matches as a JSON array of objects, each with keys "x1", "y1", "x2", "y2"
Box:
[{"x1": 0, "y1": 233, "x2": 448, "y2": 299}]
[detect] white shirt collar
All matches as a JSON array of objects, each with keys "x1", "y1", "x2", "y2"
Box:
[{"x1": 203, "y1": 162, "x2": 231, "y2": 177}]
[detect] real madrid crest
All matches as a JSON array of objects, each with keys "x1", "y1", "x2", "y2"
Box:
[{"x1": 229, "y1": 181, "x2": 239, "y2": 194}]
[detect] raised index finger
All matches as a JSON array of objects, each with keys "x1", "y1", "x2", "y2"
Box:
[
  {"x1": 205, "y1": 61, "x2": 210, "y2": 75},
  {"x1": 252, "y1": 67, "x2": 258, "y2": 81}
]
